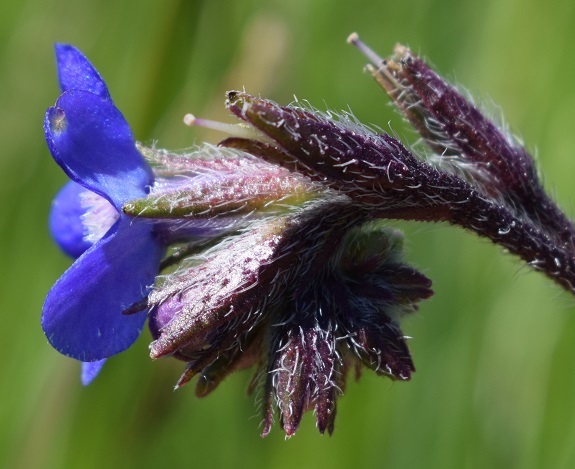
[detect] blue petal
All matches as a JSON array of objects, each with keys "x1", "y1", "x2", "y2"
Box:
[
  {"x1": 44, "y1": 90, "x2": 153, "y2": 210},
  {"x1": 81, "y1": 359, "x2": 107, "y2": 385},
  {"x1": 42, "y1": 218, "x2": 164, "y2": 361},
  {"x1": 49, "y1": 181, "x2": 93, "y2": 258},
  {"x1": 55, "y1": 44, "x2": 110, "y2": 98}
]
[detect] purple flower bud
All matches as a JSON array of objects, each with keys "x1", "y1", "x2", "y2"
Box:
[
  {"x1": 148, "y1": 215, "x2": 289, "y2": 361},
  {"x1": 349, "y1": 34, "x2": 575, "y2": 247},
  {"x1": 123, "y1": 144, "x2": 315, "y2": 221},
  {"x1": 147, "y1": 197, "x2": 433, "y2": 436},
  {"x1": 221, "y1": 91, "x2": 424, "y2": 197}
]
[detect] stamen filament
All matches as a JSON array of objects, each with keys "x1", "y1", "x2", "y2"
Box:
[
  {"x1": 184, "y1": 113, "x2": 258, "y2": 140},
  {"x1": 347, "y1": 33, "x2": 386, "y2": 67},
  {"x1": 184, "y1": 112, "x2": 277, "y2": 147}
]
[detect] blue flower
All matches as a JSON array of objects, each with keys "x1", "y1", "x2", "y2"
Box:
[{"x1": 43, "y1": 44, "x2": 165, "y2": 366}]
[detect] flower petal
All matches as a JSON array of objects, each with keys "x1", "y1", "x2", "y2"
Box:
[
  {"x1": 55, "y1": 44, "x2": 110, "y2": 98},
  {"x1": 81, "y1": 359, "x2": 107, "y2": 385},
  {"x1": 42, "y1": 218, "x2": 164, "y2": 361},
  {"x1": 44, "y1": 90, "x2": 153, "y2": 210},
  {"x1": 49, "y1": 181, "x2": 92, "y2": 258}
]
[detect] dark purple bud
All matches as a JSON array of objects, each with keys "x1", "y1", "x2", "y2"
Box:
[
  {"x1": 349, "y1": 34, "x2": 575, "y2": 247},
  {"x1": 262, "y1": 317, "x2": 342, "y2": 437},
  {"x1": 148, "y1": 216, "x2": 288, "y2": 359},
  {"x1": 222, "y1": 91, "x2": 424, "y2": 196},
  {"x1": 270, "y1": 326, "x2": 317, "y2": 437},
  {"x1": 220, "y1": 91, "x2": 482, "y2": 226},
  {"x1": 337, "y1": 224, "x2": 433, "y2": 307},
  {"x1": 351, "y1": 325, "x2": 414, "y2": 380},
  {"x1": 313, "y1": 331, "x2": 340, "y2": 436}
]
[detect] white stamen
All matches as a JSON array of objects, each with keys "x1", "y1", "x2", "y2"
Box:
[
  {"x1": 184, "y1": 113, "x2": 258, "y2": 140},
  {"x1": 347, "y1": 32, "x2": 386, "y2": 67},
  {"x1": 184, "y1": 113, "x2": 277, "y2": 147}
]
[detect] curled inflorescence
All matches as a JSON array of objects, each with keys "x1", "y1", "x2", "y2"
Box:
[{"x1": 42, "y1": 35, "x2": 575, "y2": 437}]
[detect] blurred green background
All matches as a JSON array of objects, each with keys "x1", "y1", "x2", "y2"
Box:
[{"x1": 3, "y1": 0, "x2": 575, "y2": 467}]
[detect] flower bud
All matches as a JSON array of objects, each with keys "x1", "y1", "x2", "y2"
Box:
[
  {"x1": 349, "y1": 34, "x2": 575, "y2": 246},
  {"x1": 124, "y1": 144, "x2": 316, "y2": 220}
]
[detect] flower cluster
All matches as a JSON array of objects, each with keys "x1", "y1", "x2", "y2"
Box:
[{"x1": 43, "y1": 36, "x2": 575, "y2": 436}]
